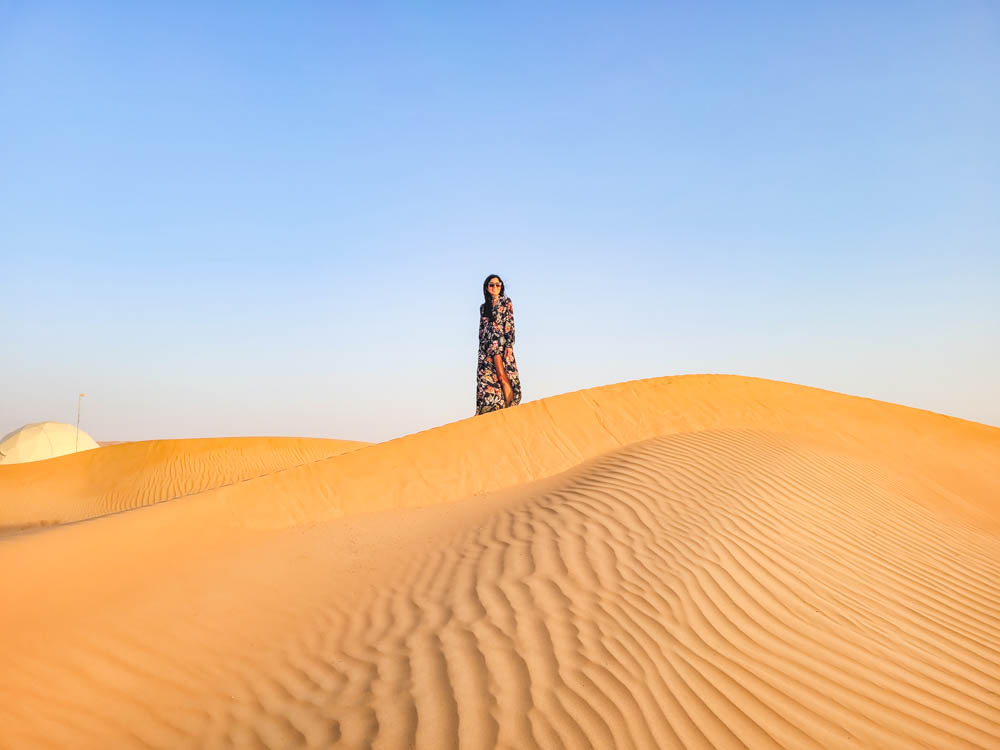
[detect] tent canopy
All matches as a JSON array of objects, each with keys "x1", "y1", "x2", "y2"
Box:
[{"x1": 0, "y1": 422, "x2": 100, "y2": 465}]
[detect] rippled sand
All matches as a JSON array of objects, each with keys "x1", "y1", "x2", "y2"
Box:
[
  {"x1": 0, "y1": 436, "x2": 369, "y2": 532},
  {"x1": 1, "y1": 375, "x2": 997, "y2": 748}
]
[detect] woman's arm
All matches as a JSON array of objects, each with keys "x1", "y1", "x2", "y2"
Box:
[{"x1": 503, "y1": 299, "x2": 515, "y2": 360}]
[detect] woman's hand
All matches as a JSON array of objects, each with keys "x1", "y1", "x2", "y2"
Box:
[
  {"x1": 504, "y1": 347, "x2": 513, "y2": 361},
  {"x1": 502, "y1": 381, "x2": 514, "y2": 406}
]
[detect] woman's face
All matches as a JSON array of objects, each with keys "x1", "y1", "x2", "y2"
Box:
[{"x1": 487, "y1": 278, "x2": 502, "y2": 299}]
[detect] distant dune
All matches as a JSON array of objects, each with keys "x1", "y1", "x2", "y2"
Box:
[
  {"x1": 0, "y1": 436, "x2": 369, "y2": 532},
  {"x1": 0, "y1": 375, "x2": 997, "y2": 749}
]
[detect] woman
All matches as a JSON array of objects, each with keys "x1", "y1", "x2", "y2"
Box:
[{"x1": 476, "y1": 274, "x2": 522, "y2": 415}]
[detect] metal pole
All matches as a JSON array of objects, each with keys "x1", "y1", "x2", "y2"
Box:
[{"x1": 76, "y1": 393, "x2": 85, "y2": 452}]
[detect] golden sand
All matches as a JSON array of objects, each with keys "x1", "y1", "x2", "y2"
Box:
[
  {"x1": 0, "y1": 436, "x2": 369, "y2": 533},
  {"x1": 0, "y1": 375, "x2": 997, "y2": 748}
]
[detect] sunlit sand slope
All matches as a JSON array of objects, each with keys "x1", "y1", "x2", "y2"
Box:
[
  {"x1": 0, "y1": 436, "x2": 369, "y2": 530},
  {"x1": 0, "y1": 375, "x2": 997, "y2": 748}
]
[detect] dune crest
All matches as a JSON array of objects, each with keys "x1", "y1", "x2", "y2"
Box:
[{"x1": 0, "y1": 375, "x2": 997, "y2": 748}]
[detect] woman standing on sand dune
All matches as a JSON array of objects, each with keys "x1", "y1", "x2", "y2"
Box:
[{"x1": 477, "y1": 274, "x2": 522, "y2": 415}]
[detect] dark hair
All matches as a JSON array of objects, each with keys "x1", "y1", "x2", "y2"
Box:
[{"x1": 480, "y1": 274, "x2": 505, "y2": 322}]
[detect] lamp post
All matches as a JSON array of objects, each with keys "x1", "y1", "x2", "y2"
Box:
[{"x1": 76, "y1": 393, "x2": 86, "y2": 452}]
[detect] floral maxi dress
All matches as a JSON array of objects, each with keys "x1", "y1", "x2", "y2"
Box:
[{"x1": 476, "y1": 295, "x2": 522, "y2": 415}]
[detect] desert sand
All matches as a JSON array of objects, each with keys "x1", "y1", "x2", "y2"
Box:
[
  {"x1": 0, "y1": 436, "x2": 370, "y2": 533},
  {"x1": 0, "y1": 374, "x2": 998, "y2": 749}
]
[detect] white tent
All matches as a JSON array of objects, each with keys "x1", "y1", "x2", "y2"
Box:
[{"x1": 0, "y1": 422, "x2": 100, "y2": 465}]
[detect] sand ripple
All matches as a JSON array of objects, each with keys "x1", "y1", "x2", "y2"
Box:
[
  {"x1": 3, "y1": 423, "x2": 998, "y2": 748},
  {"x1": 0, "y1": 436, "x2": 369, "y2": 531},
  {"x1": 232, "y1": 431, "x2": 998, "y2": 749}
]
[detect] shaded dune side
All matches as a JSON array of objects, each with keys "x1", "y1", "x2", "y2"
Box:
[
  {"x1": 2, "y1": 429, "x2": 998, "y2": 749},
  {"x1": 0, "y1": 436, "x2": 370, "y2": 530}
]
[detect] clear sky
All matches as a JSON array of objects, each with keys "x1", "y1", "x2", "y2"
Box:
[{"x1": 3, "y1": 1, "x2": 998, "y2": 443}]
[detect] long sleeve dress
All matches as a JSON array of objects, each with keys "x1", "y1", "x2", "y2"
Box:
[{"x1": 476, "y1": 295, "x2": 522, "y2": 415}]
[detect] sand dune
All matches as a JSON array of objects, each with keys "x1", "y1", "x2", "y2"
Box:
[
  {"x1": 0, "y1": 375, "x2": 997, "y2": 748},
  {"x1": 0, "y1": 436, "x2": 369, "y2": 533}
]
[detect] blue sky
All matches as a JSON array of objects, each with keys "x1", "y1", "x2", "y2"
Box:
[{"x1": 2, "y1": 1, "x2": 998, "y2": 442}]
